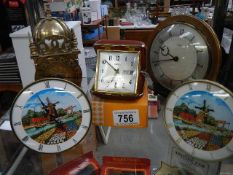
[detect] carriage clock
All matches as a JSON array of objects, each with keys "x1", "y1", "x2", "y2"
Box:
[
  {"x1": 92, "y1": 40, "x2": 146, "y2": 98},
  {"x1": 29, "y1": 12, "x2": 82, "y2": 85},
  {"x1": 148, "y1": 15, "x2": 221, "y2": 96}
]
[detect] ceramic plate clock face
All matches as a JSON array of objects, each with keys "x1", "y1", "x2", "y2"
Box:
[
  {"x1": 165, "y1": 80, "x2": 233, "y2": 161},
  {"x1": 150, "y1": 23, "x2": 209, "y2": 90},
  {"x1": 95, "y1": 50, "x2": 139, "y2": 94},
  {"x1": 10, "y1": 78, "x2": 91, "y2": 153}
]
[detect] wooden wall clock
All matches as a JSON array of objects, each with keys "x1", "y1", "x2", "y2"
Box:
[
  {"x1": 92, "y1": 40, "x2": 146, "y2": 98},
  {"x1": 148, "y1": 15, "x2": 221, "y2": 96},
  {"x1": 165, "y1": 80, "x2": 233, "y2": 161},
  {"x1": 10, "y1": 78, "x2": 91, "y2": 153}
]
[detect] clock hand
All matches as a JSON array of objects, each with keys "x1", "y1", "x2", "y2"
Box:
[
  {"x1": 154, "y1": 58, "x2": 178, "y2": 63},
  {"x1": 160, "y1": 46, "x2": 179, "y2": 62},
  {"x1": 105, "y1": 60, "x2": 119, "y2": 73}
]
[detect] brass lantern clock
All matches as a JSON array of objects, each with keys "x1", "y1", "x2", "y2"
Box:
[{"x1": 30, "y1": 14, "x2": 82, "y2": 86}]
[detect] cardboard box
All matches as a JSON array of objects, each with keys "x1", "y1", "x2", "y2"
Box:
[{"x1": 91, "y1": 84, "x2": 148, "y2": 128}]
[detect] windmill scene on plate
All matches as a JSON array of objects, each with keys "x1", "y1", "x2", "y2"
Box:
[
  {"x1": 173, "y1": 91, "x2": 233, "y2": 151},
  {"x1": 21, "y1": 88, "x2": 83, "y2": 145}
]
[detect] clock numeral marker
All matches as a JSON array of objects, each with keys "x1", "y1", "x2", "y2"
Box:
[
  {"x1": 190, "y1": 35, "x2": 195, "y2": 42},
  {"x1": 224, "y1": 96, "x2": 229, "y2": 101},
  {"x1": 158, "y1": 38, "x2": 163, "y2": 44},
  {"x1": 64, "y1": 83, "x2": 67, "y2": 90},
  {"x1": 188, "y1": 84, "x2": 193, "y2": 90},
  {"x1": 169, "y1": 31, "x2": 172, "y2": 37},
  {"x1": 129, "y1": 80, "x2": 132, "y2": 84},
  {"x1": 125, "y1": 56, "x2": 127, "y2": 61},
  {"x1": 129, "y1": 70, "x2": 134, "y2": 75},
  {"x1": 191, "y1": 148, "x2": 195, "y2": 156},
  {"x1": 101, "y1": 78, "x2": 104, "y2": 83},
  {"x1": 166, "y1": 108, "x2": 173, "y2": 112},
  {"x1": 209, "y1": 152, "x2": 214, "y2": 159},
  {"x1": 81, "y1": 125, "x2": 89, "y2": 129},
  {"x1": 197, "y1": 63, "x2": 204, "y2": 68},
  {"x1": 22, "y1": 136, "x2": 29, "y2": 142},
  {"x1": 109, "y1": 55, "x2": 112, "y2": 61},
  {"x1": 14, "y1": 121, "x2": 22, "y2": 126},
  {"x1": 57, "y1": 145, "x2": 61, "y2": 152},
  {"x1": 206, "y1": 84, "x2": 211, "y2": 91},
  {"x1": 38, "y1": 144, "x2": 43, "y2": 151},
  {"x1": 175, "y1": 138, "x2": 182, "y2": 144},
  {"x1": 122, "y1": 83, "x2": 125, "y2": 88},
  {"x1": 15, "y1": 105, "x2": 23, "y2": 109},
  {"x1": 226, "y1": 146, "x2": 233, "y2": 153},
  {"x1": 180, "y1": 29, "x2": 184, "y2": 35},
  {"x1": 154, "y1": 51, "x2": 159, "y2": 55},
  {"x1": 166, "y1": 123, "x2": 174, "y2": 129},
  {"x1": 73, "y1": 139, "x2": 77, "y2": 144},
  {"x1": 101, "y1": 69, "x2": 104, "y2": 73},
  {"x1": 131, "y1": 62, "x2": 134, "y2": 66},
  {"x1": 77, "y1": 93, "x2": 83, "y2": 99},
  {"x1": 114, "y1": 82, "x2": 117, "y2": 88},
  {"x1": 116, "y1": 55, "x2": 120, "y2": 61},
  {"x1": 160, "y1": 73, "x2": 165, "y2": 78},
  {"x1": 102, "y1": 60, "x2": 106, "y2": 64},
  {"x1": 83, "y1": 109, "x2": 90, "y2": 113},
  {"x1": 44, "y1": 81, "x2": 50, "y2": 88},
  {"x1": 173, "y1": 93, "x2": 179, "y2": 99}
]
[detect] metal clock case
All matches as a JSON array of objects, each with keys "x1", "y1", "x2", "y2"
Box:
[
  {"x1": 93, "y1": 40, "x2": 146, "y2": 98},
  {"x1": 148, "y1": 15, "x2": 221, "y2": 96},
  {"x1": 30, "y1": 15, "x2": 82, "y2": 86},
  {"x1": 165, "y1": 80, "x2": 233, "y2": 161},
  {"x1": 10, "y1": 78, "x2": 92, "y2": 153}
]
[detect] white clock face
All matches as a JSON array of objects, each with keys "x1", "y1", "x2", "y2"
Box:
[
  {"x1": 165, "y1": 80, "x2": 233, "y2": 161},
  {"x1": 150, "y1": 23, "x2": 209, "y2": 90},
  {"x1": 10, "y1": 78, "x2": 91, "y2": 153},
  {"x1": 95, "y1": 50, "x2": 140, "y2": 94}
]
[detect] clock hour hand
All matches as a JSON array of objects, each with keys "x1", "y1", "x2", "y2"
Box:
[
  {"x1": 160, "y1": 46, "x2": 179, "y2": 62},
  {"x1": 154, "y1": 58, "x2": 178, "y2": 63},
  {"x1": 105, "y1": 60, "x2": 119, "y2": 73}
]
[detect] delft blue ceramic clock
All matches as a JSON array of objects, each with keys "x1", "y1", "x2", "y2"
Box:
[
  {"x1": 165, "y1": 80, "x2": 233, "y2": 161},
  {"x1": 10, "y1": 78, "x2": 92, "y2": 153}
]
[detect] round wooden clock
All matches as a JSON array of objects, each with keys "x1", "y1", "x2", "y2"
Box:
[
  {"x1": 92, "y1": 40, "x2": 146, "y2": 98},
  {"x1": 165, "y1": 80, "x2": 233, "y2": 161},
  {"x1": 149, "y1": 15, "x2": 221, "y2": 96},
  {"x1": 10, "y1": 78, "x2": 91, "y2": 153}
]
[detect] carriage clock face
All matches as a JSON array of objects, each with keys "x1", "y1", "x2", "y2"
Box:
[
  {"x1": 149, "y1": 15, "x2": 221, "y2": 93},
  {"x1": 94, "y1": 50, "x2": 140, "y2": 96},
  {"x1": 165, "y1": 80, "x2": 233, "y2": 161},
  {"x1": 10, "y1": 78, "x2": 91, "y2": 153}
]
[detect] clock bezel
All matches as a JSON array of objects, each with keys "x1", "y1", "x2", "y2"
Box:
[
  {"x1": 94, "y1": 49, "x2": 141, "y2": 96},
  {"x1": 10, "y1": 78, "x2": 92, "y2": 153},
  {"x1": 165, "y1": 79, "x2": 233, "y2": 161},
  {"x1": 148, "y1": 15, "x2": 221, "y2": 96}
]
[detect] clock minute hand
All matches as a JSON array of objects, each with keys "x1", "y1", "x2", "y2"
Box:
[
  {"x1": 105, "y1": 60, "x2": 119, "y2": 73},
  {"x1": 160, "y1": 46, "x2": 179, "y2": 61}
]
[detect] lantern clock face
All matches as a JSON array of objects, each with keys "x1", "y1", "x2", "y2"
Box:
[
  {"x1": 10, "y1": 78, "x2": 91, "y2": 153},
  {"x1": 95, "y1": 50, "x2": 140, "y2": 95},
  {"x1": 165, "y1": 80, "x2": 233, "y2": 161},
  {"x1": 149, "y1": 15, "x2": 221, "y2": 94}
]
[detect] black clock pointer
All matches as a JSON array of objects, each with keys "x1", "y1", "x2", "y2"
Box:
[
  {"x1": 158, "y1": 46, "x2": 179, "y2": 63},
  {"x1": 105, "y1": 60, "x2": 119, "y2": 73}
]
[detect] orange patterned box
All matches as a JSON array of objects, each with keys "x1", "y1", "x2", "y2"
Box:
[{"x1": 91, "y1": 84, "x2": 148, "y2": 128}]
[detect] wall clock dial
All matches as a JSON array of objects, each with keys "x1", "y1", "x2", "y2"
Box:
[
  {"x1": 10, "y1": 78, "x2": 91, "y2": 153},
  {"x1": 149, "y1": 15, "x2": 221, "y2": 96},
  {"x1": 165, "y1": 80, "x2": 233, "y2": 161},
  {"x1": 93, "y1": 40, "x2": 146, "y2": 98}
]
